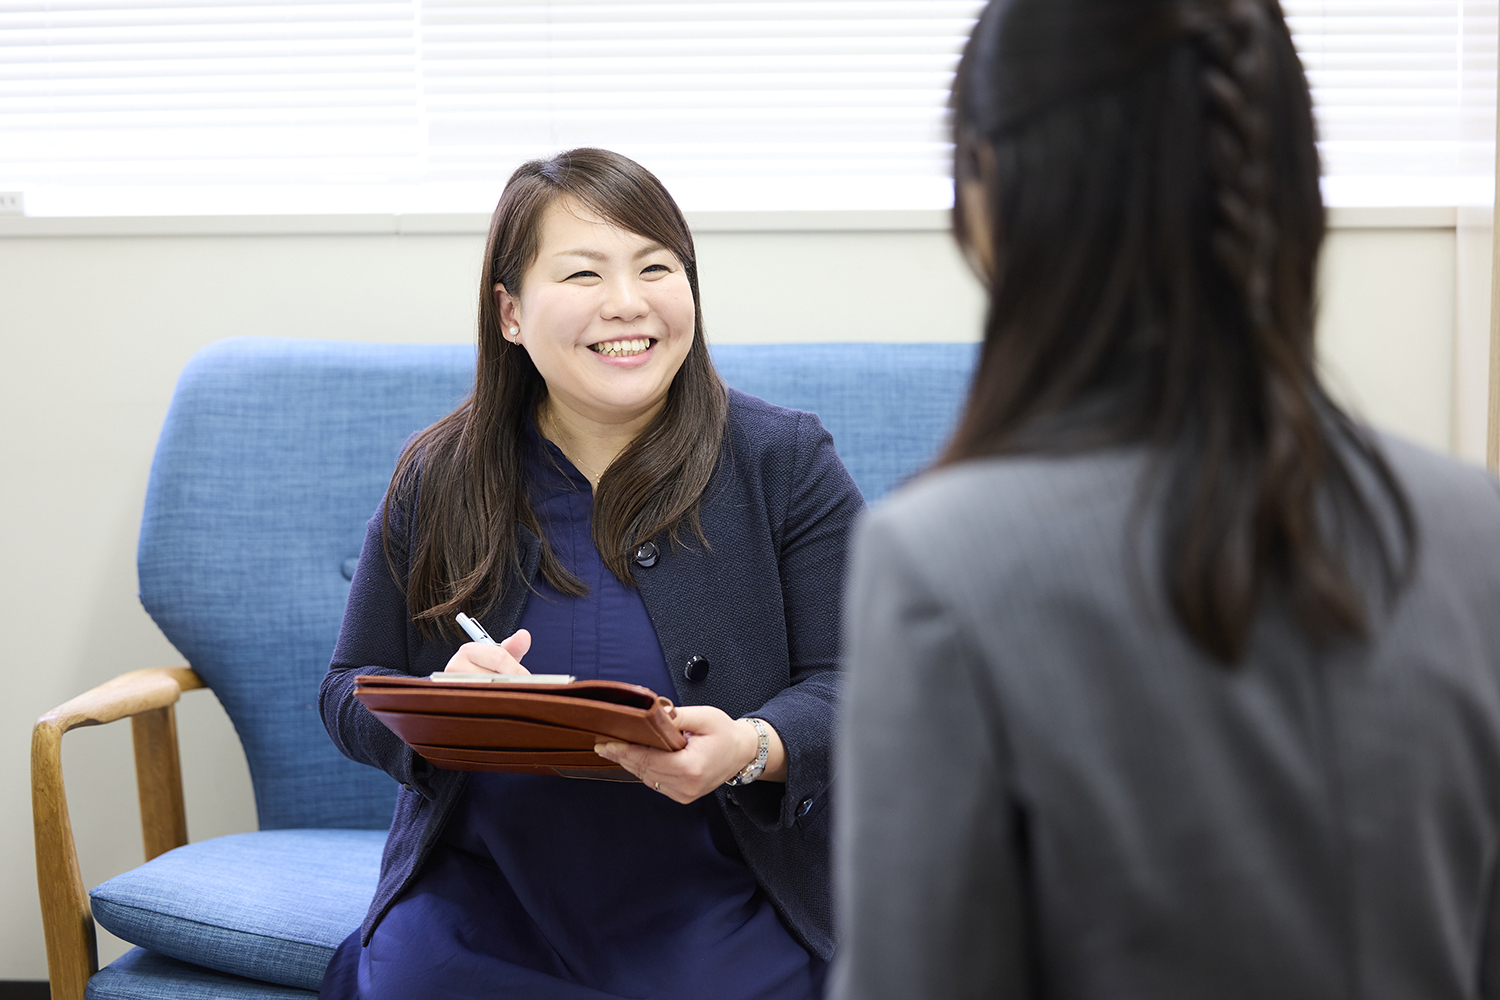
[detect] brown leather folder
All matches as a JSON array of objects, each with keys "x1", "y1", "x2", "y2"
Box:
[{"x1": 353, "y1": 675, "x2": 686, "y2": 779}]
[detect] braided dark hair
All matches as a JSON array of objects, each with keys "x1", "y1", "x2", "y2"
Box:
[
  {"x1": 945, "y1": 0, "x2": 1416, "y2": 662},
  {"x1": 1199, "y1": 2, "x2": 1277, "y2": 330}
]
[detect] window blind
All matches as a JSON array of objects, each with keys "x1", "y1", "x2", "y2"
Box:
[
  {"x1": 1, "y1": 0, "x2": 424, "y2": 211},
  {"x1": 1285, "y1": 0, "x2": 1497, "y2": 198},
  {"x1": 413, "y1": 1, "x2": 983, "y2": 211},
  {"x1": 0, "y1": 0, "x2": 1493, "y2": 216}
]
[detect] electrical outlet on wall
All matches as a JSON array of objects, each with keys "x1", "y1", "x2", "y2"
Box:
[{"x1": 0, "y1": 192, "x2": 24, "y2": 214}]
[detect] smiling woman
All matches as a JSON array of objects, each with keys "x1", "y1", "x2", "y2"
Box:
[{"x1": 316, "y1": 148, "x2": 863, "y2": 999}]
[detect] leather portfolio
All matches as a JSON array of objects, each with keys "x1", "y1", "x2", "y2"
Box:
[{"x1": 353, "y1": 675, "x2": 686, "y2": 779}]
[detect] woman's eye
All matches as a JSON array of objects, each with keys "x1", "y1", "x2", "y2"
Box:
[
  {"x1": 641, "y1": 264, "x2": 671, "y2": 275},
  {"x1": 565, "y1": 270, "x2": 599, "y2": 281}
]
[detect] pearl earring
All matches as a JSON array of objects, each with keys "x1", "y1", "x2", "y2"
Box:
[{"x1": 510, "y1": 327, "x2": 520, "y2": 342}]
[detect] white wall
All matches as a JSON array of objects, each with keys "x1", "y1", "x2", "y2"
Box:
[
  {"x1": 1317, "y1": 227, "x2": 1460, "y2": 454},
  {"x1": 0, "y1": 214, "x2": 1479, "y2": 980}
]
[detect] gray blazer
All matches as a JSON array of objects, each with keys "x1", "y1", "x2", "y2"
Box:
[{"x1": 831, "y1": 434, "x2": 1500, "y2": 999}]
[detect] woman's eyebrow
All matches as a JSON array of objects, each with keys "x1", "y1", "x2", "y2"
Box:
[{"x1": 552, "y1": 243, "x2": 671, "y2": 261}]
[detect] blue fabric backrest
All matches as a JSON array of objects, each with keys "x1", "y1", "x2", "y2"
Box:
[
  {"x1": 137, "y1": 338, "x2": 976, "y2": 831},
  {"x1": 711, "y1": 343, "x2": 978, "y2": 501},
  {"x1": 138, "y1": 339, "x2": 475, "y2": 831}
]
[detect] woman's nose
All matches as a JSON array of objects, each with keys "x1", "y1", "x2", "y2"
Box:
[{"x1": 601, "y1": 277, "x2": 648, "y2": 321}]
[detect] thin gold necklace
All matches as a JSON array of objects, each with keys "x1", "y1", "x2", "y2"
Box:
[{"x1": 539, "y1": 408, "x2": 608, "y2": 487}]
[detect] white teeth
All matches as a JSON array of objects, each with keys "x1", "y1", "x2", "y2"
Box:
[{"x1": 591, "y1": 338, "x2": 652, "y2": 357}]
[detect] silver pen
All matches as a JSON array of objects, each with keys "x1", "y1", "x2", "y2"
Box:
[
  {"x1": 455, "y1": 611, "x2": 496, "y2": 645},
  {"x1": 447, "y1": 613, "x2": 574, "y2": 684}
]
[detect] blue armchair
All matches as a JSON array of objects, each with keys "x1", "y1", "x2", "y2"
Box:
[{"x1": 32, "y1": 337, "x2": 976, "y2": 999}]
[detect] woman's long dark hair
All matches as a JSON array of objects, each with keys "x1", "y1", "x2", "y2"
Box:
[
  {"x1": 385, "y1": 148, "x2": 728, "y2": 636},
  {"x1": 945, "y1": 0, "x2": 1416, "y2": 662}
]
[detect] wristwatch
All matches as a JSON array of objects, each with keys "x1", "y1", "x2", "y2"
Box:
[{"x1": 725, "y1": 717, "x2": 770, "y2": 786}]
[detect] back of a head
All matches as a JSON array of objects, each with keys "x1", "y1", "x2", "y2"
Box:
[{"x1": 944, "y1": 0, "x2": 1414, "y2": 662}]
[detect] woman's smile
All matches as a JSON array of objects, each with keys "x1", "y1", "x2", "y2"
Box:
[{"x1": 590, "y1": 336, "x2": 657, "y2": 360}]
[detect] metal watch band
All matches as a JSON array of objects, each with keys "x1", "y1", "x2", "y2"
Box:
[{"x1": 726, "y1": 717, "x2": 770, "y2": 786}]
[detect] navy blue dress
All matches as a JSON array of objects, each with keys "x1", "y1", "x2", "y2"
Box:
[{"x1": 321, "y1": 433, "x2": 825, "y2": 1000}]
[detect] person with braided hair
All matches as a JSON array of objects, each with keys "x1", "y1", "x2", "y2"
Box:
[{"x1": 833, "y1": 1, "x2": 1500, "y2": 997}]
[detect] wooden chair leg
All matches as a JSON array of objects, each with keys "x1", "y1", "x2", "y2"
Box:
[
  {"x1": 32, "y1": 666, "x2": 203, "y2": 1000},
  {"x1": 32, "y1": 720, "x2": 97, "y2": 1000}
]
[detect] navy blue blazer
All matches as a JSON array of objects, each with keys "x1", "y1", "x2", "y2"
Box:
[{"x1": 319, "y1": 389, "x2": 864, "y2": 960}]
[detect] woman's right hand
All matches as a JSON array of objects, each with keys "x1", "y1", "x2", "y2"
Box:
[{"x1": 442, "y1": 628, "x2": 532, "y2": 675}]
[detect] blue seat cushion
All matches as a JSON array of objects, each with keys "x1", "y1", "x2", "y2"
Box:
[
  {"x1": 89, "y1": 829, "x2": 385, "y2": 991},
  {"x1": 87, "y1": 947, "x2": 316, "y2": 999}
]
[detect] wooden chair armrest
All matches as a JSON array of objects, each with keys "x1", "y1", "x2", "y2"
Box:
[{"x1": 32, "y1": 666, "x2": 205, "y2": 1000}]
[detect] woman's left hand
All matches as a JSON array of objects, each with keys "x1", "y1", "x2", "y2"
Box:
[{"x1": 596, "y1": 706, "x2": 784, "y2": 803}]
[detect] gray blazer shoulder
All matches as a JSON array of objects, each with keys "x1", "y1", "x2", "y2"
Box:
[
  {"x1": 864, "y1": 436, "x2": 1500, "y2": 635},
  {"x1": 834, "y1": 433, "x2": 1500, "y2": 1000}
]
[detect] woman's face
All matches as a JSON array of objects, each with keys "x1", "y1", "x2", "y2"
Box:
[{"x1": 496, "y1": 197, "x2": 696, "y2": 429}]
